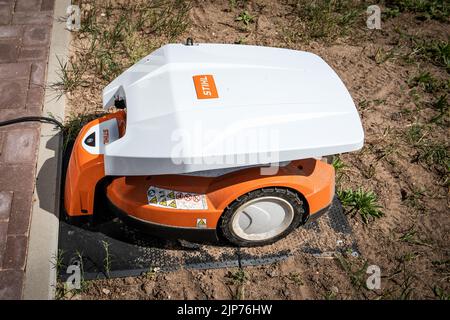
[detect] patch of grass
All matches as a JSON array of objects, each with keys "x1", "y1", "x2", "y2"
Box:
[
  {"x1": 323, "y1": 290, "x2": 337, "y2": 299},
  {"x1": 286, "y1": 0, "x2": 366, "y2": 43},
  {"x1": 52, "y1": 249, "x2": 68, "y2": 300},
  {"x1": 332, "y1": 156, "x2": 345, "y2": 172},
  {"x1": 229, "y1": 0, "x2": 249, "y2": 10},
  {"x1": 234, "y1": 37, "x2": 247, "y2": 44},
  {"x1": 372, "y1": 142, "x2": 400, "y2": 166},
  {"x1": 409, "y1": 72, "x2": 440, "y2": 93},
  {"x1": 373, "y1": 47, "x2": 399, "y2": 64},
  {"x1": 433, "y1": 286, "x2": 450, "y2": 300},
  {"x1": 401, "y1": 187, "x2": 426, "y2": 212},
  {"x1": 399, "y1": 227, "x2": 432, "y2": 247},
  {"x1": 235, "y1": 10, "x2": 254, "y2": 25},
  {"x1": 56, "y1": 251, "x2": 90, "y2": 299},
  {"x1": 338, "y1": 188, "x2": 383, "y2": 223},
  {"x1": 416, "y1": 142, "x2": 449, "y2": 170},
  {"x1": 287, "y1": 272, "x2": 304, "y2": 286},
  {"x1": 50, "y1": 57, "x2": 88, "y2": 98},
  {"x1": 393, "y1": 274, "x2": 415, "y2": 299},
  {"x1": 430, "y1": 94, "x2": 449, "y2": 123},
  {"x1": 335, "y1": 253, "x2": 369, "y2": 292},
  {"x1": 410, "y1": 39, "x2": 450, "y2": 72},
  {"x1": 145, "y1": 266, "x2": 161, "y2": 280},
  {"x1": 71, "y1": 0, "x2": 191, "y2": 84},
  {"x1": 382, "y1": 258, "x2": 417, "y2": 300},
  {"x1": 51, "y1": 249, "x2": 66, "y2": 275},
  {"x1": 384, "y1": 0, "x2": 450, "y2": 22},
  {"x1": 397, "y1": 252, "x2": 419, "y2": 263},
  {"x1": 332, "y1": 156, "x2": 347, "y2": 187},
  {"x1": 412, "y1": 140, "x2": 449, "y2": 186},
  {"x1": 405, "y1": 123, "x2": 426, "y2": 145},
  {"x1": 226, "y1": 268, "x2": 248, "y2": 300},
  {"x1": 382, "y1": 6, "x2": 401, "y2": 19},
  {"x1": 228, "y1": 268, "x2": 247, "y2": 285}
]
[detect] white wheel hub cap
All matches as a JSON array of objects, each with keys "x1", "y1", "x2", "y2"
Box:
[{"x1": 231, "y1": 196, "x2": 295, "y2": 241}]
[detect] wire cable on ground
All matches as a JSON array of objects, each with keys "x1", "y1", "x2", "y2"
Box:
[{"x1": 0, "y1": 116, "x2": 64, "y2": 130}]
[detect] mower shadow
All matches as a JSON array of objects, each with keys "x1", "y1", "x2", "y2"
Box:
[
  {"x1": 61, "y1": 206, "x2": 233, "y2": 251},
  {"x1": 35, "y1": 132, "x2": 62, "y2": 217}
]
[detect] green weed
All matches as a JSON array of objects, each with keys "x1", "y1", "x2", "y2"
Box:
[
  {"x1": 399, "y1": 227, "x2": 432, "y2": 247},
  {"x1": 405, "y1": 123, "x2": 426, "y2": 145},
  {"x1": 335, "y1": 253, "x2": 369, "y2": 292},
  {"x1": 411, "y1": 39, "x2": 450, "y2": 72},
  {"x1": 323, "y1": 290, "x2": 337, "y2": 299},
  {"x1": 384, "y1": 0, "x2": 450, "y2": 22},
  {"x1": 227, "y1": 268, "x2": 248, "y2": 300},
  {"x1": 229, "y1": 0, "x2": 249, "y2": 10},
  {"x1": 409, "y1": 72, "x2": 439, "y2": 93},
  {"x1": 338, "y1": 188, "x2": 383, "y2": 223},
  {"x1": 235, "y1": 10, "x2": 254, "y2": 25},
  {"x1": 102, "y1": 240, "x2": 112, "y2": 278},
  {"x1": 430, "y1": 94, "x2": 449, "y2": 123},
  {"x1": 145, "y1": 266, "x2": 161, "y2": 280},
  {"x1": 51, "y1": 57, "x2": 87, "y2": 98},
  {"x1": 401, "y1": 187, "x2": 426, "y2": 212},
  {"x1": 332, "y1": 156, "x2": 346, "y2": 172},
  {"x1": 416, "y1": 142, "x2": 449, "y2": 169},
  {"x1": 287, "y1": 272, "x2": 304, "y2": 286},
  {"x1": 433, "y1": 286, "x2": 450, "y2": 300},
  {"x1": 286, "y1": 0, "x2": 366, "y2": 43},
  {"x1": 70, "y1": 0, "x2": 191, "y2": 83}
]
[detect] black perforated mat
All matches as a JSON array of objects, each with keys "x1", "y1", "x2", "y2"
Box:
[{"x1": 57, "y1": 196, "x2": 359, "y2": 281}]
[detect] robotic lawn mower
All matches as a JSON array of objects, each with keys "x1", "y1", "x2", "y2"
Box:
[{"x1": 64, "y1": 42, "x2": 364, "y2": 247}]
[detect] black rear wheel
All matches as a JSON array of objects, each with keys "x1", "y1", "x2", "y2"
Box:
[{"x1": 219, "y1": 188, "x2": 306, "y2": 247}]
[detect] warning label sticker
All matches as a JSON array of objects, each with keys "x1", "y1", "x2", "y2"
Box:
[
  {"x1": 147, "y1": 186, "x2": 208, "y2": 210},
  {"x1": 196, "y1": 218, "x2": 207, "y2": 228}
]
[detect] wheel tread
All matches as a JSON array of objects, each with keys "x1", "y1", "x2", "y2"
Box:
[{"x1": 219, "y1": 187, "x2": 306, "y2": 247}]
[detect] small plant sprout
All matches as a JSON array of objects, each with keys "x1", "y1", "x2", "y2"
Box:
[
  {"x1": 102, "y1": 240, "x2": 112, "y2": 277},
  {"x1": 51, "y1": 249, "x2": 65, "y2": 274},
  {"x1": 229, "y1": 268, "x2": 247, "y2": 285},
  {"x1": 332, "y1": 156, "x2": 345, "y2": 172},
  {"x1": 430, "y1": 94, "x2": 449, "y2": 123},
  {"x1": 287, "y1": 272, "x2": 304, "y2": 286},
  {"x1": 405, "y1": 123, "x2": 426, "y2": 145},
  {"x1": 235, "y1": 11, "x2": 254, "y2": 25},
  {"x1": 227, "y1": 268, "x2": 248, "y2": 300},
  {"x1": 399, "y1": 227, "x2": 433, "y2": 247},
  {"x1": 384, "y1": 0, "x2": 450, "y2": 22},
  {"x1": 335, "y1": 253, "x2": 369, "y2": 291},
  {"x1": 324, "y1": 290, "x2": 337, "y2": 300},
  {"x1": 416, "y1": 142, "x2": 449, "y2": 170},
  {"x1": 410, "y1": 39, "x2": 450, "y2": 72},
  {"x1": 338, "y1": 188, "x2": 383, "y2": 223},
  {"x1": 55, "y1": 250, "x2": 89, "y2": 299},
  {"x1": 409, "y1": 72, "x2": 438, "y2": 93},
  {"x1": 433, "y1": 286, "x2": 450, "y2": 300},
  {"x1": 146, "y1": 266, "x2": 161, "y2": 280},
  {"x1": 51, "y1": 57, "x2": 87, "y2": 98}
]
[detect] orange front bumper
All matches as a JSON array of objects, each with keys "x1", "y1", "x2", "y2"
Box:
[{"x1": 64, "y1": 111, "x2": 126, "y2": 216}]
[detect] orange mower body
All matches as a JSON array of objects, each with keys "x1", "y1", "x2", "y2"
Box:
[{"x1": 64, "y1": 112, "x2": 335, "y2": 244}]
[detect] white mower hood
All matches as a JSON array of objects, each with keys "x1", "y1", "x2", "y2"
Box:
[{"x1": 102, "y1": 43, "x2": 364, "y2": 176}]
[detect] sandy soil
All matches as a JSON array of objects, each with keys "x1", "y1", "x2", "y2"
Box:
[{"x1": 62, "y1": 0, "x2": 449, "y2": 300}]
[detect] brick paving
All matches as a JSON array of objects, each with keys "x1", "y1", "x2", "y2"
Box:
[{"x1": 0, "y1": 0, "x2": 55, "y2": 299}]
